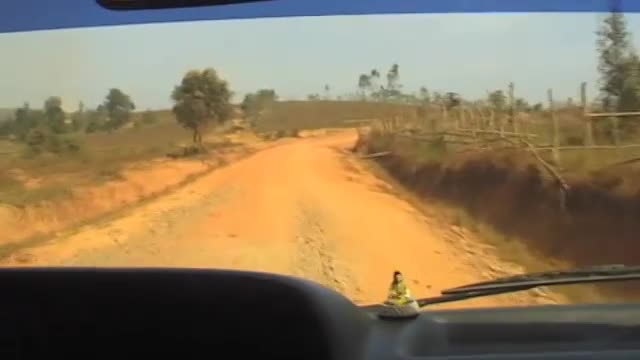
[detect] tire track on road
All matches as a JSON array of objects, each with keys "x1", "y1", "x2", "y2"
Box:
[{"x1": 292, "y1": 204, "x2": 364, "y2": 302}]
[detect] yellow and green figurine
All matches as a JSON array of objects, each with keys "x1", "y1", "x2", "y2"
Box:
[{"x1": 387, "y1": 270, "x2": 413, "y2": 305}]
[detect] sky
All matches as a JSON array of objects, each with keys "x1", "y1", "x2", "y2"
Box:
[{"x1": 0, "y1": 12, "x2": 639, "y2": 111}]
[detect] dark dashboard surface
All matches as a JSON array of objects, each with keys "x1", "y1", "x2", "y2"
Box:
[{"x1": 1, "y1": 267, "x2": 640, "y2": 360}]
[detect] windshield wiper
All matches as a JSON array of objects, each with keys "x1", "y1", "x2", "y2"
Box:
[
  {"x1": 360, "y1": 264, "x2": 640, "y2": 310},
  {"x1": 414, "y1": 264, "x2": 640, "y2": 307}
]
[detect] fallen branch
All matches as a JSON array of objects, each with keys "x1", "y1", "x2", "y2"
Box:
[
  {"x1": 586, "y1": 111, "x2": 640, "y2": 118},
  {"x1": 454, "y1": 146, "x2": 491, "y2": 154},
  {"x1": 519, "y1": 139, "x2": 570, "y2": 211},
  {"x1": 475, "y1": 136, "x2": 521, "y2": 146},
  {"x1": 453, "y1": 128, "x2": 538, "y2": 138},
  {"x1": 597, "y1": 156, "x2": 640, "y2": 171},
  {"x1": 360, "y1": 151, "x2": 392, "y2": 159},
  {"x1": 536, "y1": 144, "x2": 640, "y2": 151},
  {"x1": 520, "y1": 139, "x2": 570, "y2": 192},
  {"x1": 491, "y1": 136, "x2": 569, "y2": 209},
  {"x1": 396, "y1": 133, "x2": 478, "y2": 146}
]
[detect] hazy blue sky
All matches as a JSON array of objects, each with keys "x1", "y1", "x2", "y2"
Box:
[{"x1": 0, "y1": 13, "x2": 639, "y2": 111}]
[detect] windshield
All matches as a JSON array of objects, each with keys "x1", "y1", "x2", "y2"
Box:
[{"x1": 1, "y1": 11, "x2": 640, "y2": 309}]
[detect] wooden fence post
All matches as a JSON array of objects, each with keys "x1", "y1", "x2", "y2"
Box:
[
  {"x1": 453, "y1": 108, "x2": 460, "y2": 130},
  {"x1": 470, "y1": 107, "x2": 480, "y2": 135},
  {"x1": 580, "y1": 82, "x2": 594, "y2": 147},
  {"x1": 548, "y1": 88, "x2": 561, "y2": 165},
  {"x1": 430, "y1": 105, "x2": 438, "y2": 133},
  {"x1": 488, "y1": 108, "x2": 495, "y2": 131},
  {"x1": 475, "y1": 106, "x2": 487, "y2": 131},
  {"x1": 611, "y1": 116, "x2": 620, "y2": 147},
  {"x1": 465, "y1": 107, "x2": 477, "y2": 139},
  {"x1": 441, "y1": 102, "x2": 449, "y2": 130},
  {"x1": 509, "y1": 82, "x2": 518, "y2": 134}
]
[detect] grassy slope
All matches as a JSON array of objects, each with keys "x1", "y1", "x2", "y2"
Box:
[{"x1": 0, "y1": 110, "x2": 198, "y2": 206}]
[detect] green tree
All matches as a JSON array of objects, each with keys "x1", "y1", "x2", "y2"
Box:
[
  {"x1": 531, "y1": 102, "x2": 543, "y2": 112},
  {"x1": 596, "y1": 11, "x2": 640, "y2": 111},
  {"x1": 431, "y1": 92, "x2": 444, "y2": 104},
  {"x1": 358, "y1": 74, "x2": 371, "y2": 99},
  {"x1": 14, "y1": 103, "x2": 44, "y2": 140},
  {"x1": 324, "y1": 84, "x2": 331, "y2": 100},
  {"x1": 70, "y1": 101, "x2": 86, "y2": 131},
  {"x1": 514, "y1": 98, "x2": 530, "y2": 112},
  {"x1": 369, "y1": 69, "x2": 381, "y2": 99},
  {"x1": 386, "y1": 64, "x2": 400, "y2": 91},
  {"x1": 373, "y1": 64, "x2": 403, "y2": 101},
  {"x1": 444, "y1": 92, "x2": 461, "y2": 110},
  {"x1": 419, "y1": 86, "x2": 430, "y2": 104},
  {"x1": 84, "y1": 105, "x2": 109, "y2": 133},
  {"x1": 488, "y1": 90, "x2": 507, "y2": 111},
  {"x1": 596, "y1": 11, "x2": 640, "y2": 139},
  {"x1": 171, "y1": 68, "x2": 233, "y2": 145},
  {"x1": 44, "y1": 96, "x2": 67, "y2": 133},
  {"x1": 618, "y1": 52, "x2": 640, "y2": 112},
  {"x1": 103, "y1": 88, "x2": 135, "y2": 131},
  {"x1": 241, "y1": 89, "x2": 277, "y2": 124}
]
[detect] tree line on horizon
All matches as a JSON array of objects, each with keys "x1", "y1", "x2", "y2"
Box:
[{"x1": 1, "y1": 11, "x2": 639, "y2": 150}]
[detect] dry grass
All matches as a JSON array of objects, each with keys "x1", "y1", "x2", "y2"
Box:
[{"x1": 0, "y1": 110, "x2": 232, "y2": 206}]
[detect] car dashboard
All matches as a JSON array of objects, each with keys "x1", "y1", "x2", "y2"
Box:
[{"x1": 0, "y1": 268, "x2": 639, "y2": 360}]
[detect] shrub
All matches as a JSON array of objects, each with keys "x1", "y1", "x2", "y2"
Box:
[{"x1": 24, "y1": 130, "x2": 83, "y2": 156}]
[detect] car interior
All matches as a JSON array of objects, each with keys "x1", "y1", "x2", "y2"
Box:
[{"x1": 1, "y1": 267, "x2": 640, "y2": 359}]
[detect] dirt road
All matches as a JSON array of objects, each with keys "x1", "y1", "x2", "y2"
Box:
[{"x1": 2, "y1": 129, "x2": 565, "y2": 308}]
